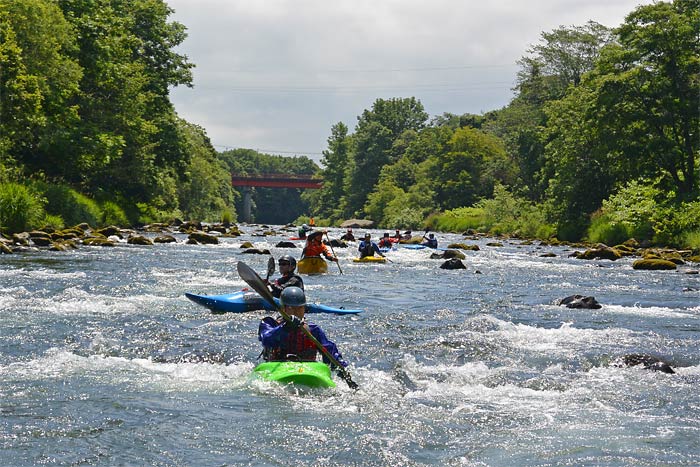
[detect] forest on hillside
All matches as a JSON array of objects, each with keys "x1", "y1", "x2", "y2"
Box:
[{"x1": 0, "y1": 0, "x2": 698, "y2": 248}]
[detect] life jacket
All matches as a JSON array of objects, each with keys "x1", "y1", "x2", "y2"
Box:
[
  {"x1": 359, "y1": 241, "x2": 374, "y2": 257},
  {"x1": 263, "y1": 326, "x2": 318, "y2": 362}
]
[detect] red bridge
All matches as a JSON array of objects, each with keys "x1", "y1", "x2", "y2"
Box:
[
  {"x1": 231, "y1": 174, "x2": 323, "y2": 222},
  {"x1": 231, "y1": 174, "x2": 323, "y2": 189}
]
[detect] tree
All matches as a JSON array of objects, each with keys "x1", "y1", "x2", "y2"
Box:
[
  {"x1": 341, "y1": 97, "x2": 429, "y2": 217},
  {"x1": 311, "y1": 122, "x2": 350, "y2": 221},
  {"x1": 593, "y1": 0, "x2": 699, "y2": 198},
  {"x1": 0, "y1": 0, "x2": 82, "y2": 180}
]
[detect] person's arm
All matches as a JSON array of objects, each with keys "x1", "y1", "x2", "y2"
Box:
[
  {"x1": 372, "y1": 242, "x2": 384, "y2": 256},
  {"x1": 323, "y1": 245, "x2": 337, "y2": 261},
  {"x1": 308, "y1": 323, "x2": 347, "y2": 368},
  {"x1": 258, "y1": 317, "x2": 285, "y2": 346}
]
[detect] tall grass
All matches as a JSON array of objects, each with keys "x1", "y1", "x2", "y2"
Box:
[{"x1": 0, "y1": 183, "x2": 46, "y2": 233}]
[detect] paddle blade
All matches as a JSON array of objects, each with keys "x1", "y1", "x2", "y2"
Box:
[
  {"x1": 237, "y1": 261, "x2": 279, "y2": 311},
  {"x1": 266, "y1": 256, "x2": 275, "y2": 280}
]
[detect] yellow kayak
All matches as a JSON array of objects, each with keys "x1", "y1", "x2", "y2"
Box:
[
  {"x1": 297, "y1": 256, "x2": 329, "y2": 274},
  {"x1": 353, "y1": 256, "x2": 387, "y2": 263}
]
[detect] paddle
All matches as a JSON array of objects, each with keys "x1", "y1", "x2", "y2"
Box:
[
  {"x1": 236, "y1": 261, "x2": 358, "y2": 390},
  {"x1": 324, "y1": 231, "x2": 343, "y2": 275},
  {"x1": 265, "y1": 256, "x2": 275, "y2": 281}
]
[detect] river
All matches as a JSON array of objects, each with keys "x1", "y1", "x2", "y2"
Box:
[{"x1": 1, "y1": 227, "x2": 699, "y2": 466}]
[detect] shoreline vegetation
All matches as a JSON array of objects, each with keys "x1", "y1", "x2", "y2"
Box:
[{"x1": 1, "y1": 1, "x2": 697, "y2": 252}]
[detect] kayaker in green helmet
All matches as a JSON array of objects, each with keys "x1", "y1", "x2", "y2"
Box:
[
  {"x1": 258, "y1": 287, "x2": 348, "y2": 367},
  {"x1": 265, "y1": 255, "x2": 304, "y2": 298}
]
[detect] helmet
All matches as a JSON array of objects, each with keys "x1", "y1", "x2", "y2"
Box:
[
  {"x1": 280, "y1": 286, "x2": 306, "y2": 307},
  {"x1": 302, "y1": 223, "x2": 310, "y2": 231},
  {"x1": 364, "y1": 233, "x2": 371, "y2": 238},
  {"x1": 278, "y1": 255, "x2": 297, "y2": 271}
]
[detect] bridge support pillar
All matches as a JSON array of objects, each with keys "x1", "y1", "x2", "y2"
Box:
[{"x1": 241, "y1": 187, "x2": 253, "y2": 223}]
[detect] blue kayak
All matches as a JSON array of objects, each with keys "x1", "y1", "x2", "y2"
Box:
[{"x1": 185, "y1": 290, "x2": 363, "y2": 315}]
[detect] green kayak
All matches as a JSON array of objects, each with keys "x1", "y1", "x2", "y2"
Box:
[{"x1": 252, "y1": 361, "x2": 336, "y2": 388}]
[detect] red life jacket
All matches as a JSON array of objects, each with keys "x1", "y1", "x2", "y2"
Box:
[{"x1": 265, "y1": 326, "x2": 318, "y2": 362}]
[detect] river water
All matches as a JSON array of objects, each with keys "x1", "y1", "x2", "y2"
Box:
[{"x1": 1, "y1": 227, "x2": 699, "y2": 466}]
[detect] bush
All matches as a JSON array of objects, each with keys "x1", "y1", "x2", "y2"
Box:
[
  {"x1": 0, "y1": 183, "x2": 46, "y2": 233},
  {"x1": 40, "y1": 214, "x2": 65, "y2": 231},
  {"x1": 100, "y1": 201, "x2": 129, "y2": 227},
  {"x1": 432, "y1": 207, "x2": 487, "y2": 232},
  {"x1": 35, "y1": 183, "x2": 102, "y2": 227},
  {"x1": 221, "y1": 208, "x2": 234, "y2": 225},
  {"x1": 587, "y1": 213, "x2": 632, "y2": 245}
]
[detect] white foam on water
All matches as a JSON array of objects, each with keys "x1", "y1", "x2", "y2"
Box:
[
  {"x1": 470, "y1": 316, "x2": 637, "y2": 355},
  {"x1": 1, "y1": 348, "x2": 255, "y2": 393},
  {"x1": 602, "y1": 303, "x2": 699, "y2": 319}
]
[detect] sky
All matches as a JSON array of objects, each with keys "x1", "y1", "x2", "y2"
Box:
[{"x1": 165, "y1": 0, "x2": 654, "y2": 164}]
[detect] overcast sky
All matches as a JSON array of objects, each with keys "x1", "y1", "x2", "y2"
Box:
[{"x1": 165, "y1": 0, "x2": 653, "y2": 163}]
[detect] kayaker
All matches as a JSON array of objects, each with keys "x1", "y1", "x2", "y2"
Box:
[
  {"x1": 297, "y1": 223, "x2": 312, "y2": 239},
  {"x1": 340, "y1": 228, "x2": 356, "y2": 242},
  {"x1": 300, "y1": 230, "x2": 338, "y2": 263},
  {"x1": 258, "y1": 287, "x2": 348, "y2": 367},
  {"x1": 266, "y1": 255, "x2": 304, "y2": 298},
  {"x1": 377, "y1": 233, "x2": 393, "y2": 249},
  {"x1": 358, "y1": 233, "x2": 384, "y2": 258},
  {"x1": 392, "y1": 229, "x2": 402, "y2": 240},
  {"x1": 401, "y1": 230, "x2": 413, "y2": 241},
  {"x1": 422, "y1": 232, "x2": 438, "y2": 248}
]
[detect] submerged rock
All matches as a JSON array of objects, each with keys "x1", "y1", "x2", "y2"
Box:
[{"x1": 558, "y1": 295, "x2": 602, "y2": 309}]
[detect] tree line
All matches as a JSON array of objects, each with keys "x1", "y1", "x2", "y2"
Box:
[
  {"x1": 0, "y1": 0, "x2": 698, "y2": 249},
  {"x1": 306, "y1": 0, "x2": 699, "y2": 248}
]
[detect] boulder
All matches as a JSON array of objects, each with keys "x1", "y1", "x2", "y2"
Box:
[
  {"x1": 153, "y1": 235, "x2": 177, "y2": 244},
  {"x1": 241, "y1": 248, "x2": 271, "y2": 255},
  {"x1": 340, "y1": 219, "x2": 374, "y2": 229},
  {"x1": 558, "y1": 295, "x2": 602, "y2": 309},
  {"x1": 617, "y1": 354, "x2": 675, "y2": 374},
  {"x1": 187, "y1": 231, "x2": 219, "y2": 245},
  {"x1": 82, "y1": 237, "x2": 116, "y2": 247},
  {"x1": 275, "y1": 241, "x2": 297, "y2": 248},
  {"x1": 440, "y1": 258, "x2": 466, "y2": 269},
  {"x1": 632, "y1": 259, "x2": 677, "y2": 270},
  {"x1": 430, "y1": 249, "x2": 466, "y2": 260},
  {"x1": 447, "y1": 243, "x2": 479, "y2": 251},
  {"x1": 127, "y1": 235, "x2": 154, "y2": 246},
  {"x1": 575, "y1": 245, "x2": 622, "y2": 261}
]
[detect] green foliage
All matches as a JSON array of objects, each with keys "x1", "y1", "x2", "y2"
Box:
[
  {"x1": 0, "y1": 182, "x2": 46, "y2": 233},
  {"x1": 341, "y1": 97, "x2": 429, "y2": 218},
  {"x1": 35, "y1": 183, "x2": 101, "y2": 227},
  {"x1": 682, "y1": 230, "x2": 700, "y2": 251},
  {"x1": 475, "y1": 184, "x2": 556, "y2": 238},
  {"x1": 220, "y1": 209, "x2": 234, "y2": 225},
  {"x1": 651, "y1": 201, "x2": 700, "y2": 247},
  {"x1": 586, "y1": 213, "x2": 633, "y2": 245},
  {"x1": 100, "y1": 201, "x2": 129, "y2": 227},
  {"x1": 593, "y1": 0, "x2": 700, "y2": 196},
  {"x1": 431, "y1": 207, "x2": 488, "y2": 232},
  {"x1": 40, "y1": 213, "x2": 64, "y2": 231}
]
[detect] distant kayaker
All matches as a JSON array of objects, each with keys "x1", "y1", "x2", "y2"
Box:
[
  {"x1": 265, "y1": 255, "x2": 304, "y2": 298},
  {"x1": 392, "y1": 229, "x2": 402, "y2": 240},
  {"x1": 377, "y1": 233, "x2": 393, "y2": 249},
  {"x1": 297, "y1": 223, "x2": 312, "y2": 239},
  {"x1": 358, "y1": 233, "x2": 384, "y2": 259},
  {"x1": 301, "y1": 230, "x2": 338, "y2": 262},
  {"x1": 401, "y1": 230, "x2": 413, "y2": 241},
  {"x1": 258, "y1": 287, "x2": 348, "y2": 367},
  {"x1": 340, "y1": 228, "x2": 356, "y2": 242},
  {"x1": 422, "y1": 232, "x2": 438, "y2": 248}
]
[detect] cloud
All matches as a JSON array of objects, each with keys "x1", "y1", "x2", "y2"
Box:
[{"x1": 166, "y1": 0, "x2": 653, "y2": 162}]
